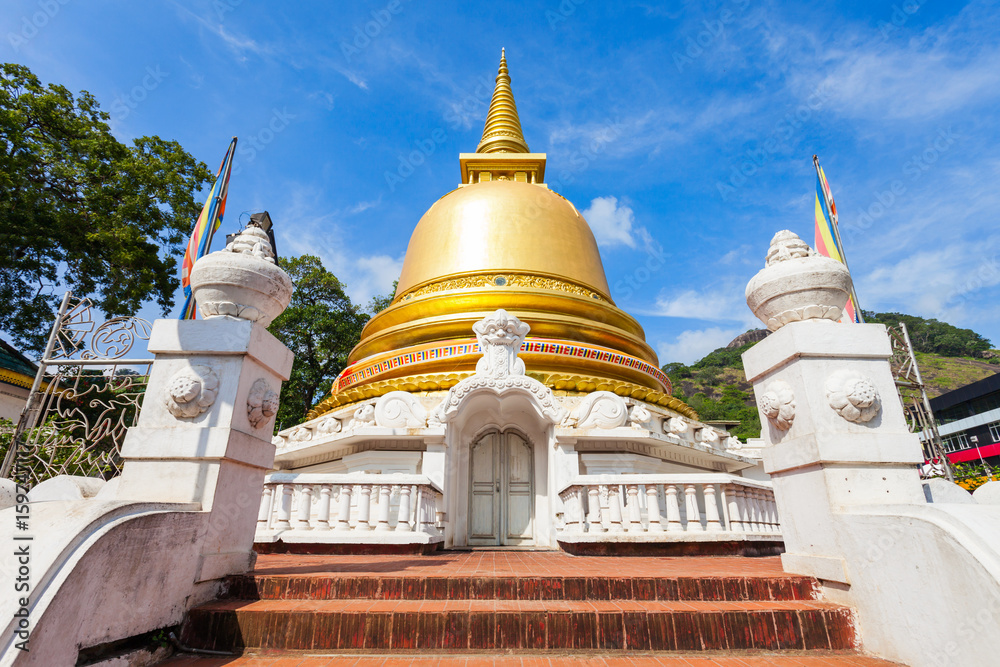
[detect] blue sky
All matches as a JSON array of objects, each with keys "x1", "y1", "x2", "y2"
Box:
[{"x1": 4, "y1": 0, "x2": 1000, "y2": 364}]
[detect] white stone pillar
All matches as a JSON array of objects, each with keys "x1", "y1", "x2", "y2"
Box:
[
  {"x1": 315, "y1": 485, "x2": 332, "y2": 531},
  {"x1": 645, "y1": 485, "x2": 663, "y2": 532},
  {"x1": 396, "y1": 485, "x2": 413, "y2": 532}
]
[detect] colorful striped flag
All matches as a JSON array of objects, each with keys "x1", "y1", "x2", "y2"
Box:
[
  {"x1": 813, "y1": 156, "x2": 862, "y2": 324},
  {"x1": 179, "y1": 137, "x2": 238, "y2": 319}
]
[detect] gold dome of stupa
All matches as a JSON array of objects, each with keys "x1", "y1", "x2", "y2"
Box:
[{"x1": 310, "y1": 50, "x2": 693, "y2": 420}]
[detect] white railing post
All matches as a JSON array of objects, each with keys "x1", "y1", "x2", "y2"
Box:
[
  {"x1": 275, "y1": 484, "x2": 293, "y2": 530},
  {"x1": 726, "y1": 484, "x2": 743, "y2": 533},
  {"x1": 257, "y1": 485, "x2": 274, "y2": 530},
  {"x1": 626, "y1": 484, "x2": 643, "y2": 532},
  {"x1": 562, "y1": 487, "x2": 584, "y2": 533},
  {"x1": 396, "y1": 484, "x2": 413, "y2": 532},
  {"x1": 315, "y1": 484, "x2": 332, "y2": 530},
  {"x1": 294, "y1": 484, "x2": 313, "y2": 530},
  {"x1": 704, "y1": 483, "x2": 723, "y2": 532},
  {"x1": 749, "y1": 489, "x2": 762, "y2": 532},
  {"x1": 356, "y1": 484, "x2": 373, "y2": 531},
  {"x1": 586, "y1": 485, "x2": 604, "y2": 532},
  {"x1": 375, "y1": 484, "x2": 393, "y2": 531},
  {"x1": 665, "y1": 484, "x2": 682, "y2": 531},
  {"x1": 335, "y1": 484, "x2": 353, "y2": 531},
  {"x1": 606, "y1": 485, "x2": 624, "y2": 533},
  {"x1": 684, "y1": 484, "x2": 703, "y2": 532},
  {"x1": 646, "y1": 484, "x2": 663, "y2": 532}
]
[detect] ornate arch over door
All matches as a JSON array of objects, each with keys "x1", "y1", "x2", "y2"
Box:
[{"x1": 468, "y1": 429, "x2": 534, "y2": 546}]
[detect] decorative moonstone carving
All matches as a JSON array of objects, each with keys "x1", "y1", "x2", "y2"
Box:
[
  {"x1": 348, "y1": 404, "x2": 376, "y2": 429},
  {"x1": 164, "y1": 365, "x2": 219, "y2": 419},
  {"x1": 189, "y1": 223, "x2": 293, "y2": 327},
  {"x1": 473, "y1": 308, "x2": 531, "y2": 377},
  {"x1": 246, "y1": 378, "x2": 279, "y2": 429},
  {"x1": 759, "y1": 380, "x2": 796, "y2": 431},
  {"x1": 628, "y1": 404, "x2": 652, "y2": 429},
  {"x1": 568, "y1": 391, "x2": 628, "y2": 429},
  {"x1": 745, "y1": 230, "x2": 853, "y2": 331},
  {"x1": 826, "y1": 370, "x2": 881, "y2": 423},
  {"x1": 375, "y1": 391, "x2": 428, "y2": 428},
  {"x1": 435, "y1": 310, "x2": 567, "y2": 425},
  {"x1": 667, "y1": 417, "x2": 689, "y2": 435},
  {"x1": 316, "y1": 417, "x2": 342, "y2": 435}
]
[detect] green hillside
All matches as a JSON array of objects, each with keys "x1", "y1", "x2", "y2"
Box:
[{"x1": 663, "y1": 313, "x2": 999, "y2": 441}]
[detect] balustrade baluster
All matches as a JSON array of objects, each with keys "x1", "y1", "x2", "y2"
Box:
[
  {"x1": 257, "y1": 486, "x2": 274, "y2": 530},
  {"x1": 586, "y1": 486, "x2": 604, "y2": 533},
  {"x1": 726, "y1": 484, "x2": 743, "y2": 533},
  {"x1": 684, "y1": 484, "x2": 704, "y2": 532},
  {"x1": 562, "y1": 487, "x2": 584, "y2": 532},
  {"x1": 704, "y1": 483, "x2": 723, "y2": 532},
  {"x1": 294, "y1": 485, "x2": 313, "y2": 530},
  {"x1": 750, "y1": 489, "x2": 762, "y2": 532},
  {"x1": 606, "y1": 485, "x2": 624, "y2": 533},
  {"x1": 626, "y1": 485, "x2": 643, "y2": 532},
  {"x1": 646, "y1": 484, "x2": 663, "y2": 532},
  {"x1": 396, "y1": 485, "x2": 413, "y2": 532},
  {"x1": 356, "y1": 484, "x2": 373, "y2": 531},
  {"x1": 665, "y1": 484, "x2": 682, "y2": 531},
  {"x1": 375, "y1": 484, "x2": 393, "y2": 531},
  {"x1": 315, "y1": 485, "x2": 332, "y2": 530},
  {"x1": 334, "y1": 485, "x2": 353, "y2": 531},
  {"x1": 275, "y1": 484, "x2": 293, "y2": 530}
]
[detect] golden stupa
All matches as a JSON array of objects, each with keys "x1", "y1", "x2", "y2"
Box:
[{"x1": 310, "y1": 50, "x2": 693, "y2": 420}]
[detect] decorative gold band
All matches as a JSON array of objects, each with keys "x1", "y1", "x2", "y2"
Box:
[{"x1": 395, "y1": 272, "x2": 606, "y2": 304}]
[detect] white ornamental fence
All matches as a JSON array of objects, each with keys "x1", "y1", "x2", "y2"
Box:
[
  {"x1": 255, "y1": 473, "x2": 444, "y2": 545},
  {"x1": 557, "y1": 474, "x2": 780, "y2": 539}
]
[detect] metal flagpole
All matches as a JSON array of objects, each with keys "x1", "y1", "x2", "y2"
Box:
[{"x1": 813, "y1": 155, "x2": 865, "y2": 324}]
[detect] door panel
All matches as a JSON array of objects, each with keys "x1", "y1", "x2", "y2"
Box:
[
  {"x1": 467, "y1": 430, "x2": 535, "y2": 546},
  {"x1": 469, "y1": 434, "x2": 499, "y2": 544}
]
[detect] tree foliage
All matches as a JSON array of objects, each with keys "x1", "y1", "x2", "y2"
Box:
[
  {"x1": 863, "y1": 311, "x2": 992, "y2": 358},
  {"x1": 268, "y1": 255, "x2": 369, "y2": 430},
  {"x1": 0, "y1": 64, "x2": 212, "y2": 353}
]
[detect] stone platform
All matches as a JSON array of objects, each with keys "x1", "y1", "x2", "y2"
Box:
[{"x1": 170, "y1": 552, "x2": 899, "y2": 663}]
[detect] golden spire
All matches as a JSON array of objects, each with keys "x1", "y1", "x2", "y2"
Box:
[{"x1": 476, "y1": 48, "x2": 530, "y2": 154}]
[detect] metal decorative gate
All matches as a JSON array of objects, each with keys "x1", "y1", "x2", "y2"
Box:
[{"x1": 0, "y1": 293, "x2": 154, "y2": 487}]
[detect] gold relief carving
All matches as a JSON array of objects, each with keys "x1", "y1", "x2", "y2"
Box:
[
  {"x1": 308, "y1": 371, "x2": 697, "y2": 421},
  {"x1": 397, "y1": 273, "x2": 605, "y2": 303}
]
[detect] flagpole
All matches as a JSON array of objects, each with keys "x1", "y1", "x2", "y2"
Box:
[{"x1": 813, "y1": 155, "x2": 865, "y2": 324}]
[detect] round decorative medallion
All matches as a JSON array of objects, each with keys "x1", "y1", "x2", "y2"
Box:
[
  {"x1": 164, "y1": 365, "x2": 219, "y2": 419},
  {"x1": 759, "y1": 379, "x2": 796, "y2": 431},
  {"x1": 247, "y1": 378, "x2": 280, "y2": 429},
  {"x1": 494, "y1": 276, "x2": 507, "y2": 286},
  {"x1": 826, "y1": 370, "x2": 881, "y2": 424}
]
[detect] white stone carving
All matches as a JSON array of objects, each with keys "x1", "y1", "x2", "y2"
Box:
[
  {"x1": 375, "y1": 391, "x2": 428, "y2": 428},
  {"x1": 473, "y1": 308, "x2": 530, "y2": 377},
  {"x1": 826, "y1": 370, "x2": 881, "y2": 424},
  {"x1": 348, "y1": 404, "x2": 376, "y2": 429},
  {"x1": 190, "y1": 223, "x2": 294, "y2": 327},
  {"x1": 568, "y1": 391, "x2": 628, "y2": 429},
  {"x1": 667, "y1": 417, "x2": 689, "y2": 435},
  {"x1": 289, "y1": 426, "x2": 312, "y2": 442},
  {"x1": 759, "y1": 379, "x2": 796, "y2": 431},
  {"x1": 316, "y1": 417, "x2": 342, "y2": 435},
  {"x1": 271, "y1": 435, "x2": 287, "y2": 449},
  {"x1": 699, "y1": 428, "x2": 721, "y2": 445},
  {"x1": 725, "y1": 436, "x2": 743, "y2": 450},
  {"x1": 246, "y1": 378, "x2": 279, "y2": 429},
  {"x1": 628, "y1": 404, "x2": 652, "y2": 429},
  {"x1": 435, "y1": 310, "x2": 567, "y2": 425},
  {"x1": 745, "y1": 230, "x2": 853, "y2": 331},
  {"x1": 164, "y1": 365, "x2": 219, "y2": 419}
]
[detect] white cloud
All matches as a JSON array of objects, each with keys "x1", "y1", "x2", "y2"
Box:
[
  {"x1": 657, "y1": 327, "x2": 745, "y2": 365},
  {"x1": 581, "y1": 196, "x2": 651, "y2": 249},
  {"x1": 645, "y1": 287, "x2": 757, "y2": 325}
]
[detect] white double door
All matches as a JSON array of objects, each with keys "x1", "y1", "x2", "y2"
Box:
[{"x1": 468, "y1": 430, "x2": 534, "y2": 546}]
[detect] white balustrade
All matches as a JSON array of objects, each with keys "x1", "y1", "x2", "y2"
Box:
[
  {"x1": 256, "y1": 473, "x2": 444, "y2": 543},
  {"x1": 556, "y1": 474, "x2": 781, "y2": 541}
]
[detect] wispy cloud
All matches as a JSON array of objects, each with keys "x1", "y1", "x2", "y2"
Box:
[
  {"x1": 657, "y1": 326, "x2": 746, "y2": 365},
  {"x1": 581, "y1": 196, "x2": 651, "y2": 249}
]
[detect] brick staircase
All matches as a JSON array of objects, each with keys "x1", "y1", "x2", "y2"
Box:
[{"x1": 167, "y1": 552, "x2": 901, "y2": 665}]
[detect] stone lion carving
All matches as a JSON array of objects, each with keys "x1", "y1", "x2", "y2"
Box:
[
  {"x1": 725, "y1": 436, "x2": 743, "y2": 450},
  {"x1": 164, "y1": 365, "x2": 219, "y2": 419},
  {"x1": 375, "y1": 391, "x2": 427, "y2": 428},
  {"x1": 826, "y1": 370, "x2": 880, "y2": 423},
  {"x1": 472, "y1": 308, "x2": 531, "y2": 377},
  {"x1": 289, "y1": 426, "x2": 312, "y2": 442},
  {"x1": 699, "y1": 428, "x2": 721, "y2": 445},
  {"x1": 246, "y1": 378, "x2": 279, "y2": 429},
  {"x1": 759, "y1": 379, "x2": 795, "y2": 431},
  {"x1": 348, "y1": 404, "x2": 376, "y2": 429},
  {"x1": 567, "y1": 391, "x2": 628, "y2": 429}
]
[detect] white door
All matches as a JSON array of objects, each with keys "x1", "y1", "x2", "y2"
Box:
[{"x1": 468, "y1": 430, "x2": 534, "y2": 546}]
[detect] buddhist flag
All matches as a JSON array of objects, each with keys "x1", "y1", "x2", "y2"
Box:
[
  {"x1": 813, "y1": 156, "x2": 862, "y2": 324},
  {"x1": 179, "y1": 137, "x2": 238, "y2": 319}
]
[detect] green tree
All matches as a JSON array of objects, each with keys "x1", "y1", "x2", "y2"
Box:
[
  {"x1": 0, "y1": 64, "x2": 212, "y2": 354},
  {"x1": 367, "y1": 280, "x2": 398, "y2": 315},
  {"x1": 863, "y1": 311, "x2": 992, "y2": 358},
  {"x1": 268, "y1": 255, "x2": 369, "y2": 430}
]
